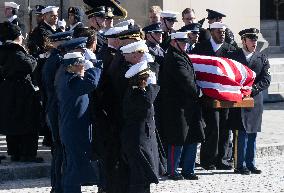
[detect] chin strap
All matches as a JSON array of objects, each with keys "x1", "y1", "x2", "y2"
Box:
[
  {"x1": 150, "y1": 33, "x2": 160, "y2": 45},
  {"x1": 163, "y1": 18, "x2": 171, "y2": 32},
  {"x1": 94, "y1": 17, "x2": 101, "y2": 30}
]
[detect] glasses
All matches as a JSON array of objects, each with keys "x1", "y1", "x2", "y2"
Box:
[{"x1": 191, "y1": 31, "x2": 200, "y2": 35}]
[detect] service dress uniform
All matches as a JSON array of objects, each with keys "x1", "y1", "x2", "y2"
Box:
[
  {"x1": 192, "y1": 22, "x2": 236, "y2": 169},
  {"x1": 199, "y1": 9, "x2": 238, "y2": 48},
  {"x1": 4, "y1": 2, "x2": 26, "y2": 34},
  {"x1": 159, "y1": 11, "x2": 178, "y2": 51},
  {"x1": 227, "y1": 28, "x2": 271, "y2": 174},
  {"x1": 41, "y1": 30, "x2": 73, "y2": 193},
  {"x1": 161, "y1": 32, "x2": 205, "y2": 180},
  {"x1": 55, "y1": 52, "x2": 102, "y2": 193},
  {"x1": 122, "y1": 61, "x2": 160, "y2": 193}
]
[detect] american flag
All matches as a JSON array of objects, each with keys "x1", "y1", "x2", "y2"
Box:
[{"x1": 188, "y1": 54, "x2": 256, "y2": 102}]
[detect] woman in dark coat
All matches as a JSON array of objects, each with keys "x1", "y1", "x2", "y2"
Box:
[
  {"x1": 55, "y1": 51, "x2": 102, "y2": 193},
  {"x1": 0, "y1": 22, "x2": 42, "y2": 162},
  {"x1": 121, "y1": 61, "x2": 160, "y2": 193}
]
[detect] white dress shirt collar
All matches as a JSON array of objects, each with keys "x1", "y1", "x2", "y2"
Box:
[{"x1": 210, "y1": 37, "x2": 223, "y2": 52}]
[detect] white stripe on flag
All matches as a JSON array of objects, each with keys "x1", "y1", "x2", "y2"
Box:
[
  {"x1": 193, "y1": 63, "x2": 225, "y2": 76},
  {"x1": 189, "y1": 55, "x2": 236, "y2": 80},
  {"x1": 229, "y1": 59, "x2": 247, "y2": 85},
  {"x1": 214, "y1": 57, "x2": 235, "y2": 80},
  {"x1": 196, "y1": 80, "x2": 242, "y2": 93}
]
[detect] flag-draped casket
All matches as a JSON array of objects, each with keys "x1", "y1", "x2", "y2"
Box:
[{"x1": 188, "y1": 54, "x2": 256, "y2": 106}]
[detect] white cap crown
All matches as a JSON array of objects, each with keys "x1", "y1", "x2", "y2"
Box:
[
  {"x1": 120, "y1": 40, "x2": 149, "y2": 54},
  {"x1": 4, "y1": 2, "x2": 20, "y2": 9},
  {"x1": 125, "y1": 60, "x2": 149, "y2": 78},
  {"x1": 160, "y1": 11, "x2": 179, "y2": 18},
  {"x1": 42, "y1": 6, "x2": 59, "y2": 14},
  {"x1": 104, "y1": 25, "x2": 128, "y2": 36},
  {"x1": 171, "y1": 32, "x2": 188, "y2": 40},
  {"x1": 209, "y1": 22, "x2": 227, "y2": 30},
  {"x1": 115, "y1": 19, "x2": 135, "y2": 27},
  {"x1": 63, "y1": 52, "x2": 84, "y2": 60}
]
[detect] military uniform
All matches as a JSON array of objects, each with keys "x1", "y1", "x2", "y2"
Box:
[
  {"x1": 4, "y1": 2, "x2": 25, "y2": 34},
  {"x1": 55, "y1": 51, "x2": 102, "y2": 193},
  {"x1": 198, "y1": 9, "x2": 238, "y2": 48},
  {"x1": 41, "y1": 31, "x2": 73, "y2": 193},
  {"x1": 161, "y1": 32, "x2": 205, "y2": 180},
  {"x1": 227, "y1": 28, "x2": 271, "y2": 174},
  {"x1": 193, "y1": 32, "x2": 236, "y2": 169},
  {"x1": 160, "y1": 11, "x2": 178, "y2": 51},
  {"x1": 179, "y1": 23, "x2": 201, "y2": 54},
  {"x1": 142, "y1": 22, "x2": 167, "y2": 174}
]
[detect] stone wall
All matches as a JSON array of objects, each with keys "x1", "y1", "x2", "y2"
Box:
[{"x1": 0, "y1": 0, "x2": 260, "y2": 43}]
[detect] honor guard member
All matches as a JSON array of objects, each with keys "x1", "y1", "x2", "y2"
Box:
[
  {"x1": 34, "y1": 5, "x2": 46, "y2": 25},
  {"x1": 85, "y1": 4, "x2": 106, "y2": 54},
  {"x1": 142, "y1": 23, "x2": 165, "y2": 165},
  {"x1": 4, "y1": 2, "x2": 25, "y2": 34},
  {"x1": 200, "y1": 9, "x2": 238, "y2": 48},
  {"x1": 181, "y1": 8, "x2": 210, "y2": 44},
  {"x1": 227, "y1": 28, "x2": 271, "y2": 175},
  {"x1": 143, "y1": 23, "x2": 165, "y2": 66},
  {"x1": 26, "y1": 5, "x2": 45, "y2": 56},
  {"x1": 84, "y1": 0, "x2": 128, "y2": 56},
  {"x1": 105, "y1": 7, "x2": 115, "y2": 31},
  {"x1": 28, "y1": 6, "x2": 60, "y2": 58},
  {"x1": 193, "y1": 22, "x2": 236, "y2": 170},
  {"x1": 66, "y1": 7, "x2": 84, "y2": 31},
  {"x1": 41, "y1": 31, "x2": 73, "y2": 193},
  {"x1": 28, "y1": 6, "x2": 60, "y2": 147},
  {"x1": 160, "y1": 11, "x2": 179, "y2": 50},
  {"x1": 0, "y1": 22, "x2": 43, "y2": 163},
  {"x1": 179, "y1": 23, "x2": 201, "y2": 53},
  {"x1": 103, "y1": 38, "x2": 146, "y2": 193},
  {"x1": 55, "y1": 49, "x2": 102, "y2": 193},
  {"x1": 161, "y1": 31, "x2": 204, "y2": 180},
  {"x1": 122, "y1": 60, "x2": 160, "y2": 193}
]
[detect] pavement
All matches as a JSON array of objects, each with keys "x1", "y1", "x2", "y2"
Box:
[
  {"x1": 0, "y1": 155, "x2": 283, "y2": 193},
  {"x1": 0, "y1": 102, "x2": 283, "y2": 183}
]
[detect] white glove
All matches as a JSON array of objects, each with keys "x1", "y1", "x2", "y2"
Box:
[
  {"x1": 142, "y1": 53, "x2": 154, "y2": 62},
  {"x1": 58, "y1": 19, "x2": 66, "y2": 29},
  {"x1": 84, "y1": 60, "x2": 94, "y2": 70},
  {"x1": 146, "y1": 71, "x2": 157, "y2": 85}
]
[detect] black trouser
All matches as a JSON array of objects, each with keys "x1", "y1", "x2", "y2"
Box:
[
  {"x1": 6, "y1": 132, "x2": 39, "y2": 158},
  {"x1": 200, "y1": 108, "x2": 230, "y2": 166}
]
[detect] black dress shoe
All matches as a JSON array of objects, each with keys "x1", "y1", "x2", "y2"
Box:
[
  {"x1": 168, "y1": 174, "x2": 184, "y2": 180},
  {"x1": 216, "y1": 163, "x2": 233, "y2": 170},
  {"x1": 248, "y1": 167, "x2": 262, "y2": 174},
  {"x1": 182, "y1": 173, "x2": 199, "y2": 180},
  {"x1": 234, "y1": 167, "x2": 251, "y2": 175},
  {"x1": 201, "y1": 164, "x2": 216, "y2": 170}
]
